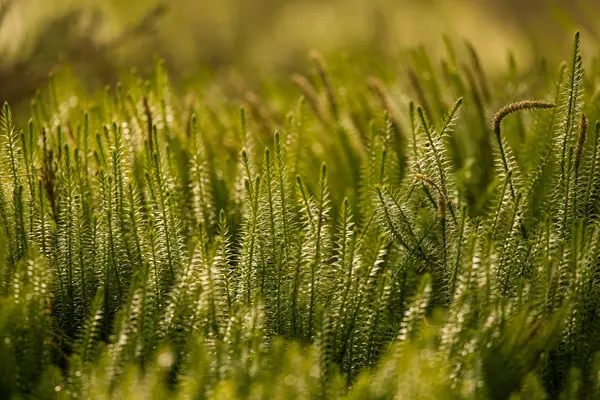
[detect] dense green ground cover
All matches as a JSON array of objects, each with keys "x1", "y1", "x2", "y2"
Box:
[{"x1": 1, "y1": 31, "x2": 600, "y2": 399}]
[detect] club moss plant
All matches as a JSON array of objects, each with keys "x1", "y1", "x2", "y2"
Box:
[{"x1": 1, "y1": 31, "x2": 600, "y2": 399}]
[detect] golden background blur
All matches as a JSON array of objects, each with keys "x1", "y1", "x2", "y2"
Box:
[{"x1": 0, "y1": 0, "x2": 598, "y2": 102}]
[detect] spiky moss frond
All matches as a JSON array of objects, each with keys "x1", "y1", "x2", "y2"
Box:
[
  {"x1": 56, "y1": 145, "x2": 87, "y2": 333},
  {"x1": 330, "y1": 198, "x2": 360, "y2": 353},
  {"x1": 335, "y1": 234, "x2": 386, "y2": 372},
  {"x1": 415, "y1": 100, "x2": 462, "y2": 226},
  {"x1": 297, "y1": 163, "x2": 334, "y2": 339},
  {"x1": 357, "y1": 122, "x2": 382, "y2": 226},
  {"x1": 144, "y1": 125, "x2": 186, "y2": 294},
  {"x1": 583, "y1": 121, "x2": 600, "y2": 220},
  {"x1": 0, "y1": 102, "x2": 28, "y2": 270},
  {"x1": 396, "y1": 274, "x2": 432, "y2": 345},
  {"x1": 521, "y1": 65, "x2": 567, "y2": 227},
  {"x1": 1, "y1": 102, "x2": 22, "y2": 189},
  {"x1": 189, "y1": 114, "x2": 217, "y2": 232},
  {"x1": 374, "y1": 184, "x2": 448, "y2": 303},
  {"x1": 0, "y1": 254, "x2": 53, "y2": 397},
  {"x1": 238, "y1": 158, "x2": 261, "y2": 304},
  {"x1": 559, "y1": 32, "x2": 585, "y2": 183}
]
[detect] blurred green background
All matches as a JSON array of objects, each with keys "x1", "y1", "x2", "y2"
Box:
[{"x1": 0, "y1": 0, "x2": 598, "y2": 104}]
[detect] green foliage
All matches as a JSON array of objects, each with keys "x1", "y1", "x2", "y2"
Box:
[{"x1": 2, "y1": 30, "x2": 600, "y2": 399}]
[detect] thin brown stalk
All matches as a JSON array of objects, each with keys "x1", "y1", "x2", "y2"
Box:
[
  {"x1": 292, "y1": 73, "x2": 331, "y2": 128},
  {"x1": 309, "y1": 50, "x2": 339, "y2": 121}
]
